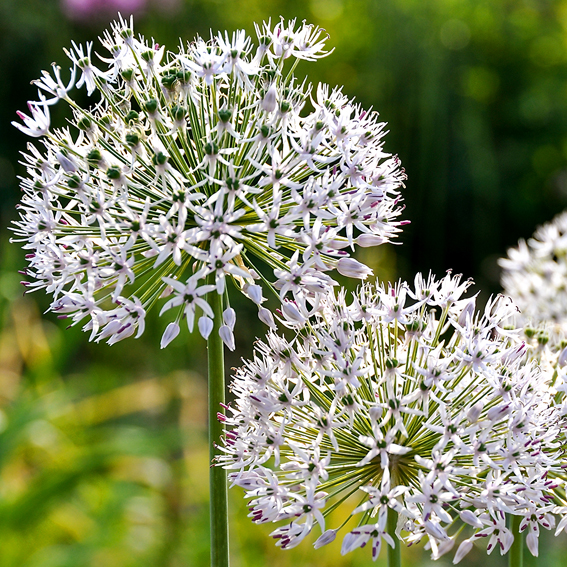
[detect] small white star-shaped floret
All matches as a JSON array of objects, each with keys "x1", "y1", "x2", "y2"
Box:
[
  {"x1": 408, "y1": 476, "x2": 456, "y2": 523},
  {"x1": 357, "y1": 426, "x2": 410, "y2": 469},
  {"x1": 160, "y1": 272, "x2": 215, "y2": 333}
]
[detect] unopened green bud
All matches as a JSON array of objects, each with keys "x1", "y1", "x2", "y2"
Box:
[
  {"x1": 173, "y1": 189, "x2": 185, "y2": 202},
  {"x1": 385, "y1": 357, "x2": 398, "y2": 369},
  {"x1": 176, "y1": 70, "x2": 191, "y2": 83},
  {"x1": 120, "y1": 28, "x2": 133, "y2": 40},
  {"x1": 218, "y1": 108, "x2": 232, "y2": 123},
  {"x1": 260, "y1": 124, "x2": 270, "y2": 138},
  {"x1": 204, "y1": 142, "x2": 218, "y2": 156},
  {"x1": 537, "y1": 332, "x2": 549, "y2": 345},
  {"x1": 100, "y1": 115, "x2": 112, "y2": 128},
  {"x1": 77, "y1": 116, "x2": 92, "y2": 131},
  {"x1": 152, "y1": 151, "x2": 168, "y2": 166},
  {"x1": 106, "y1": 166, "x2": 121, "y2": 180},
  {"x1": 406, "y1": 320, "x2": 421, "y2": 333},
  {"x1": 125, "y1": 110, "x2": 139, "y2": 124},
  {"x1": 121, "y1": 68, "x2": 134, "y2": 82},
  {"x1": 67, "y1": 174, "x2": 82, "y2": 189},
  {"x1": 172, "y1": 105, "x2": 186, "y2": 122},
  {"x1": 226, "y1": 177, "x2": 240, "y2": 191},
  {"x1": 125, "y1": 132, "x2": 140, "y2": 147},
  {"x1": 87, "y1": 148, "x2": 103, "y2": 167},
  {"x1": 144, "y1": 99, "x2": 158, "y2": 114},
  {"x1": 161, "y1": 72, "x2": 177, "y2": 89}
]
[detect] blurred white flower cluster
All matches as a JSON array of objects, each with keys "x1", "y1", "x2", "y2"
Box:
[
  {"x1": 500, "y1": 211, "x2": 567, "y2": 339},
  {"x1": 13, "y1": 16, "x2": 406, "y2": 348},
  {"x1": 220, "y1": 273, "x2": 567, "y2": 563},
  {"x1": 500, "y1": 210, "x2": 567, "y2": 413}
]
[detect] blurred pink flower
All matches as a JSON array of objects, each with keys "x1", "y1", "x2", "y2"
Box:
[{"x1": 62, "y1": 0, "x2": 179, "y2": 20}]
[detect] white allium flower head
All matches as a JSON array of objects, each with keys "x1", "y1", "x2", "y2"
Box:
[
  {"x1": 12, "y1": 15, "x2": 407, "y2": 348},
  {"x1": 499, "y1": 210, "x2": 567, "y2": 413},
  {"x1": 500, "y1": 211, "x2": 567, "y2": 338},
  {"x1": 220, "y1": 272, "x2": 567, "y2": 562}
]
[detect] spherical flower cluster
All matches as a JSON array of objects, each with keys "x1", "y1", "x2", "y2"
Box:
[
  {"x1": 220, "y1": 273, "x2": 567, "y2": 563},
  {"x1": 12, "y1": 16, "x2": 406, "y2": 349},
  {"x1": 499, "y1": 211, "x2": 567, "y2": 377},
  {"x1": 500, "y1": 211, "x2": 567, "y2": 342},
  {"x1": 499, "y1": 210, "x2": 567, "y2": 415}
]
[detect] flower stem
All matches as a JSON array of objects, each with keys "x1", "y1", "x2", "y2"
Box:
[
  {"x1": 208, "y1": 290, "x2": 229, "y2": 567},
  {"x1": 509, "y1": 515, "x2": 523, "y2": 567},
  {"x1": 387, "y1": 511, "x2": 401, "y2": 567}
]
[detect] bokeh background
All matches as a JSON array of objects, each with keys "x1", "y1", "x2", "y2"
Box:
[{"x1": 1, "y1": 0, "x2": 567, "y2": 565}]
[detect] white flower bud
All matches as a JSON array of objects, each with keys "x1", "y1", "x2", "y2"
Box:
[
  {"x1": 258, "y1": 306, "x2": 276, "y2": 328},
  {"x1": 356, "y1": 234, "x2": 385, "y2": 247},
  {"x1": 160, "y1": 322, "x2": 180, "y2": 349},
  {"x1": 466, "y1": 401, "x2": 483, "y2": 423},
  {"x1": 223, "y1": 307, "x2": 236, "y2": 329},
  {"x1": 261, "y1": 83, "x2": 277, "y2": 112},
  {"x1": 245, "y1": 284, "x2": 264, "y2": 305},
  {"x1": 341, "y1": 531, "x2": 359, "y2": 556},
  {"x1": 219, "y1": 324, "x2": 235, "y2": 351},
  {"x1": 424, "y1": 520, "x2": 448, "y2": 540},
  {"x1": 314, "y1": 529, "x2": 337, "y2": 549},
  {"x1": 337, "y1": 257, "x2": 373, "y2": 279},
  {"x1": 327, "y1": 239, "x2": 350, "y2": 250},
  {"x1": 487, "y1": 403, "x2": 511, "y2": 422},
  {"x1": 159, "y1": 285, "x2": 174, "y2": 299},
  {"x1": 526, "y1": 530, "x2": 539, "y2": 557},
  {"x1": 559, "y1": 346, "x2": 567, "y2": 367},
  {"x1": 457, "y1": 297, "x2": 476, "y2": 327},
  {"x1": 453, "y1": 539, "x2": 473, "y2": 564},
  {"x1": 56, "y1": 151, "x2": 77, "y2": 172},
  {"x1": 281, "y1": 301, "x2": 306, "y2": 325},
  {"x1": 459, "y1": 509, "x2": 483, "y2": 528},
  {"x1": 198, "y1": 316, "x2": 214, "y2": 340},
  {"x1": 434, "y1": 537, "x2": 455, "y2": 559},
  {"x1": 369, "y1": 406, "x2": 383, "y2": 422},
  {"x1": 499, "y1": 529, "x2": 514, "y2": 554}
]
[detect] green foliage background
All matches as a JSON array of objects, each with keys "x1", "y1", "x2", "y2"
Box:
[{"x1": 1, "y1": 0, "x2": 567, "y2": 564}]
